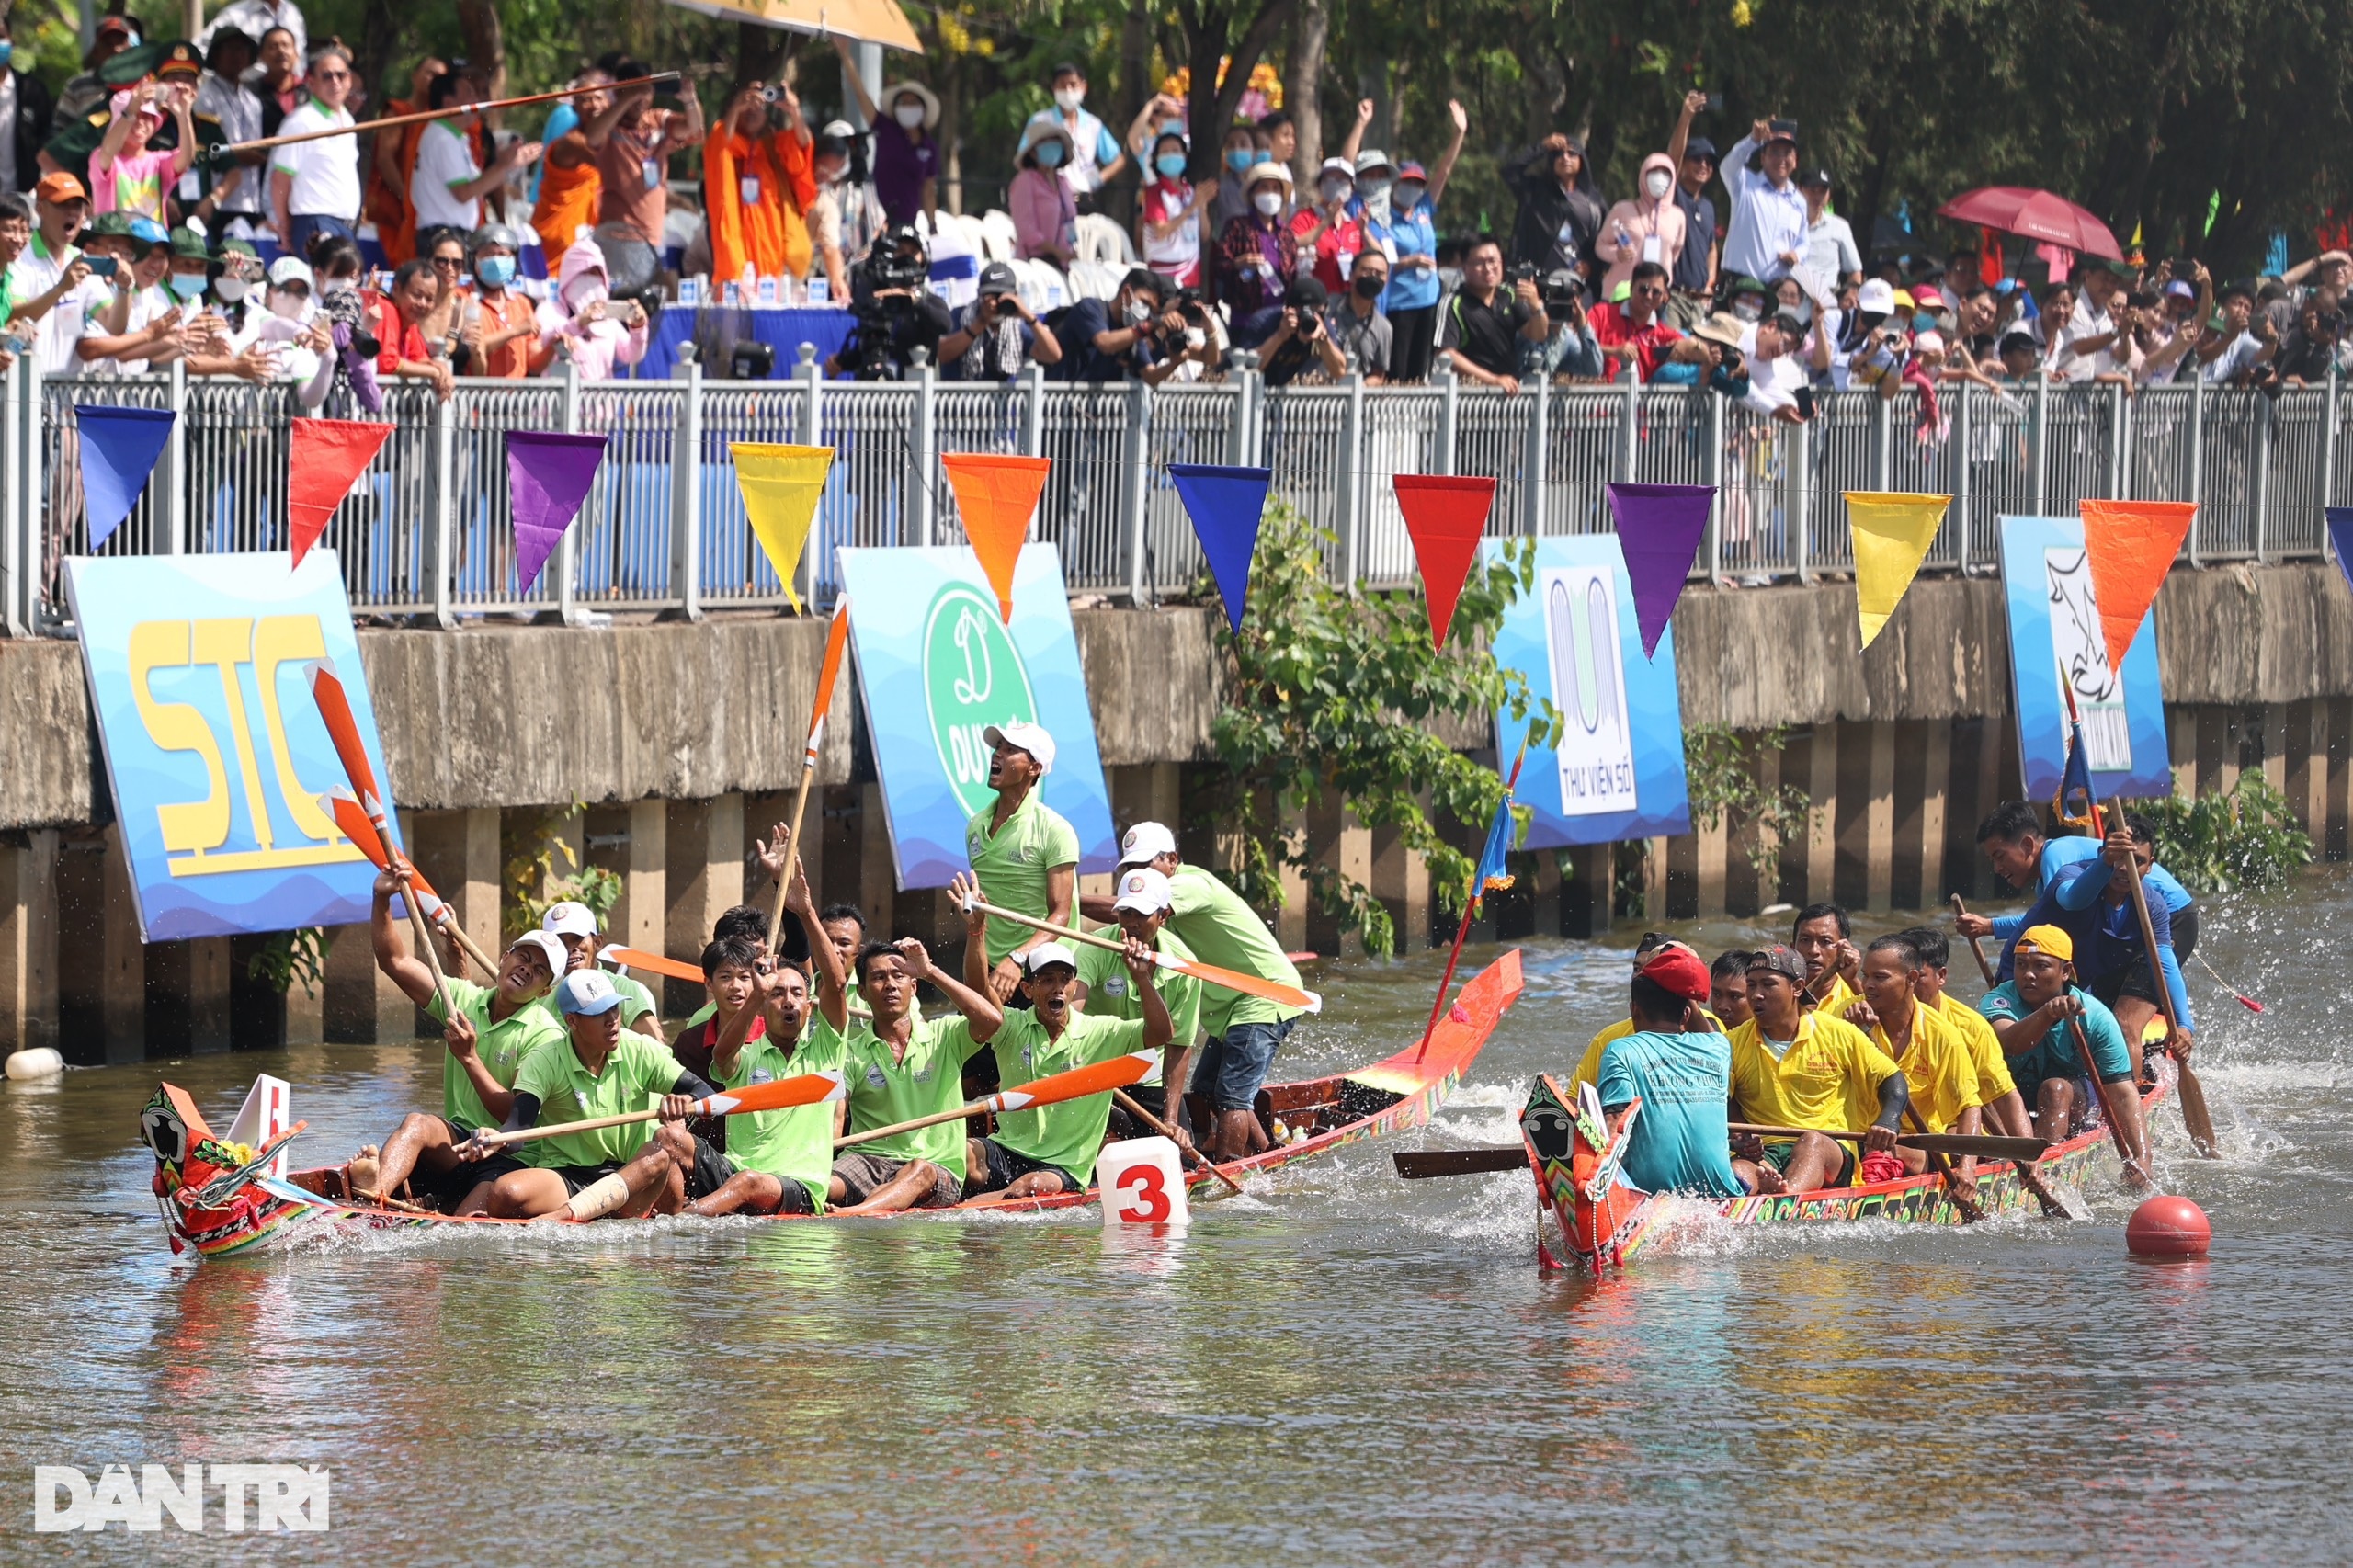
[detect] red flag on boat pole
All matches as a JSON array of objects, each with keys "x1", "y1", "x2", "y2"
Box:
[
  {"x1": 1416, "y1": 742, "x2": 1526, "y2": 1062},
  {"x1": 1392, "y1": 473, "x2": 1496, "y2": 649}
]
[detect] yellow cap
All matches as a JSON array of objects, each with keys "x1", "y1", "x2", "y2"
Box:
[{"x1": 2014, "y1": 924, "x2": 2074, "y2": 962}]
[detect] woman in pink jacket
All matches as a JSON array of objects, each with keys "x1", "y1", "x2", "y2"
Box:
[
  {"x1": 1008, "y1": 121, "x2": 1078, "y2": 268},
  {"x1": 1596, "y1": 151, "x2": 1688, "y2": 296}
]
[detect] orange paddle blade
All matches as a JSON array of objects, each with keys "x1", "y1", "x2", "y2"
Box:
[
  {"x1": 306, "y1": 661, "x2": 384, "y2": 817},
  {"x1": 1164, "y1": 953, "x2": 1322, "y2": 1015},
  {"x1": 602, "y1": 946, "x2": 705, "y2": 983},
  {"x1": 697, "y1": 1071, "x2": 845, "y2": 1118},
  {"x1": 323, "y1": 789, "x2": 388, "y2": 866},
  {"x1": 985, "y1": 1050, "x2": 1157, "y2": 1113},
  {"x1": 806, "y1": 597, "x2": 852, "y2": 762}
]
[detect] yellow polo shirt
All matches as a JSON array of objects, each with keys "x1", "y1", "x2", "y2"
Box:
[
  {"x1": 1870, "y1": 1004, "x2": 1981, "y2": 1134},
  {"x1": 1933, "y1": 992, "x2": 2018, "y2": 1105},
  {"x1": 1728, "y1": 1012, "x2": 1899, "y2": 1139},
  {"x1": 1574, "y1": 1008, "x2": 1725, "y2": 1089}
]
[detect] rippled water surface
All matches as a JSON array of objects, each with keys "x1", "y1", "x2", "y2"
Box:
[{"x1": 6, "y1": 871, "x2": 2351, "y2": 1563}]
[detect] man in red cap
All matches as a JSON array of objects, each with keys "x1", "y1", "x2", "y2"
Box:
[{"x1": 1594, "y1": 944, "x2": 1766, "y2": 1199}]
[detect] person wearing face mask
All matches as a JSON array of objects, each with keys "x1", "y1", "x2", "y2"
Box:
[
  {"x1": 1290, "y1": 155, "x2": 1364, "y2": 295},
  {"x1": 412, "y1": 66, "x2": 544, "y2": 237},
  {"x1": 1326, "y1": 248, "x2": 1393, "y2": 383},
  {"x1": 222, "y1": 253, "x2": 333, "y2": 402},
  {"x1": 833, "y1": 35, "x2": 935, "y2": 228},
  {"x1": 463, "y1": 224, "x2": 545, "y2": 379},
  {"x1": 1502, "y1": 131, "x2": 1604, "y2": 290},
  {"x1": 1134, "y1": 123, "x2": 1200, "y2": 290},
  {"x1": 536, "y1": 233, "x2": 647, "y2": 384},
  {"x1": 1008, "y1": 121, "x2": 1078, "y2": 268},
  {"x1": 1054, "y1": 266, "x2": 1199, "y2": 385},
  {"x1": 1361, "y1": 105, "x2": 1465, "y2": 384},
  {"x1": 1023, "y1": 62, "x2": 1124, "y2": 200},
  {"x1": 1597, "y1": 152, "x2": 1688, "y2": 299},
  {"x1": 1256, "y1": 275, "x2": 1347, "y2": 388},
  {"x1": 1203, "y1": 124, "x2": 1266, "y2": 236},
  {"x1": 74, "y1": 212, "x2": 183, "y2": 376},
  {"x1": 1213, "y1": 161, "x2": 1299, "y2": 347}
]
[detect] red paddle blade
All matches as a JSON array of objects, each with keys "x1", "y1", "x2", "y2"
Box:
[
  {"x1": 697, "y1": 1071, "x2": 845, "y2": 1117},
  {"x1": 323, "y1": 790, "x2": 388, "y2": 867},
  {"x1": 806, "y1": 597, "x2": 852, "y2": 761},
  {"x1": 1165, "y1": 953, "x2": 1323, "y2": 1015},
  {"x1": 306, "y1": 661, "x2": 384, "y2": 815},
  {"x1": 602, "y1": 945, "x2": 706, "y2": 984},
  {"x1": 2234, "y1": 994, "x2": 2266, "y2": 1013},
  {"x1": 987, "y1": 1050, "x2": 1157, "y2": 1113}
]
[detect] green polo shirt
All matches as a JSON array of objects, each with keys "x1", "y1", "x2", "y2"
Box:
[
  {"x1": 965, "y1": 790, "x2": 1081, "y2": 967},
  {"x1": 981, "y1": 1006, "x2": 1149, "y2": 1187},
  {"x1": 1074, "y1": 926, "x2": 1199, "y2": 1085},
  {"x1": 835, "y1": 1010, "x2": 985, "y2": 1178},
  {"x1": 425, "y1": 977, "x2": 566, "y2": 1134},
  {"x1": 717, "y1": 1029, "x2": 845, "y2": 1210},
  {"x1": 511, "y1": 1029, "x2": 688, "y2": 1170},
  {"x1": 1163, "y1": 864, "x2": 1304, "y2": 1037}
]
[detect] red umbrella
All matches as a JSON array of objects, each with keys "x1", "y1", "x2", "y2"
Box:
[{"x1": 1936, "y1": 187, "x2": 2122, "y2": 260}]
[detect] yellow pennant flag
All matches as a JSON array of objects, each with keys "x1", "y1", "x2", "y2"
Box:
[
  {"x1": 732, "y1": 443, "x2": 835, "y2": 611},
  {"x1": 1846, "y1": 491, "x2": 1952, "y2": 649}
]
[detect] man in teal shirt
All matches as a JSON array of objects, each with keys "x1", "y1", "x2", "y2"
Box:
[
  {"x1": 964, "y1": 720, "x2": 1081, "y2": 1004},
  {"x1": 1595, "y1": 945, "x2": 1757, "y2": 1199}
]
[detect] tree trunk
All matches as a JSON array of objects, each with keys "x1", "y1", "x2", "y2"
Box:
[
  {"x1": 1289, "y1": 0, "x2": 1326, "y2": 183},
  {"x1": 455, "y1": 0, "x2": 507, "y2": 123},
  {"x1": 1105, "y1": 0, "x2": 1154, "y2": 229},
  {"x1": 732, "y1": 21, "x2": 784, "y2": 92}
]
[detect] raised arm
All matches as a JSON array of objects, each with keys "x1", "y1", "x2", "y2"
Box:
[
  {"x1": 368, "y1": 869, "x2": 441, "y2": 1009},
  {"x1": 896, "y1": 935, "x2": 1004, "y2": 1044},
  {"x1": 1427, "y1": 99, "x2": 1468, "y2": 205},
  {"x1": 832, "y1": 35, "x2": 880, "y2": 127},
  {"x1": 1665, "y1": 89, "x2": 1704, "y2": 169}
]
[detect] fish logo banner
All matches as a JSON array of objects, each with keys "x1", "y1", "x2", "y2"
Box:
[
  {"x1": 287, "y1": 417, "x2": 394, "y2": 568},
  {"x1": 1605, "y1": 482, "x2": 1714, "y2": 658},
  {"x1": 941, "y1": 453, "x2": 1051, "y2": 623},
  {"x1": 506, "y1": 430, "x2": 610, "y2": 594},
  {"x1": 2079, "y1": 498, "x2": 2196, "y2": 676},
  {"x1": 731, "y1": 443, "x2": 835, "y2": 611},
  {"x1": 1166, "y1": 463, "x2": 1271, "y2": 633},
  {"x1": 74, "y1": 404, "x2": 176, "y2": 552},
  {"x1": 1393, "y1": 473, "x2": 1496, "y2": 649},
  {"x1": 1847, "y1": 491, "x2": 1951, "y2": 649}
]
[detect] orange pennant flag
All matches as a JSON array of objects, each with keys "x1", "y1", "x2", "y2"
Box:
[
  {"x1": 941, "y1": 453, "x2": 1051, "y2": 622},
  {"x1": 2079, "y1": 499, "x2": 2196, "y2": 676},
  {"x1": 1392, "y1": 474, "x2": 1497, "y2": 649}
]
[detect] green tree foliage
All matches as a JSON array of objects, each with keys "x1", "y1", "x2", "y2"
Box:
[
  {"x1": 1198, "y1": 503, "x2": 1557, "y2": 958},
  {"x1": 1681, "y1": 722, "x2": 1809, "y2": 889},
  {"x1": 2132, "y1": 773, "x2": 2313, "y2": 893}
]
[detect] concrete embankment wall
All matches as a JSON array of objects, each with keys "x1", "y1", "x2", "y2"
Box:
[{"x1": 6, "y1": 567, "x2": 2350, "y2": 1062}]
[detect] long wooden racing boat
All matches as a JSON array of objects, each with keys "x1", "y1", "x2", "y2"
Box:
[
  {"x1": 142, "y1": 949, "x2": 1522, "y2": 1260},
  {"x1": 1524, "y1": 1055, "x2": 2175, "y2": 1273}
]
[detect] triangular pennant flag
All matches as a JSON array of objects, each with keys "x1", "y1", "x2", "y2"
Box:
[
  {"x1": 506, "y1": 431, "x2": 610, "y2": 593},
  {"x1": 1846, "y1": 491, "x2": 1952, "y2": 648},
  {"x1": 1166, "y1": 463, "x2": 1271, "y2": 633},
  {"x1": 2328, "y1": 508, "x2": 2353, "y2": 597},
  {"x1": 731, "y1": 442, "x2": 835, "y2": 611},
  {"x1": 288, "y1": 417, "x2": 395, "y2": 567},
  {"x1": 2080, "y1": 498, "x2": 2197, "y2": 676},
  {"x1": 1392, "y1": 473, "x2": 1496, "y2": 649},
  {"x1": 1605, "y1": 482, "x2": 1714, "y2": 658},
  {"x1": 942, "y1": 453, "x2": 1051, "y2": 622},
  {"x1": 74, "y1": 404, "x2": 175, "y2": 551}
]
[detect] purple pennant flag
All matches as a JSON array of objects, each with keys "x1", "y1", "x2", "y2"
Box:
[
  {"x1": 506, "y1": 430, "x2": 610, "y2": 593},
  {"x1": 1606, "y1": 482, "x2": 1716, "y2": 658},
  {"x1": 2330, "y1": 508, "x2": 2353, "y2": 597}
]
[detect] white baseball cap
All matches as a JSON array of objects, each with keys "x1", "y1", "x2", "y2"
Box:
[
  {"x1": 267, "y1": 255, "x2": 313, "y2": 290},
  {"x1": 1021, "y1": 942, "x2": 1079, "y2": 975},
  {"x1": 1112, "y1": 867, "x2": 1173, "y2": 915},
  {"x1": 556, "y1": 969, "x2": 622, "y2": 1016},
  {"x1": 1857, "y1": 278, "x2": 1897, "y2": 315},
  {"x1": 506, "y1": 931, "x2": 566, "y2": 990},
  {"x1": 983, "y1": 720, "x2": 1056, "y2": 775},
  {"x1": 541, "y1": 901, "x2": 597, "y2": 938},
  {"x1": 1119, "y1": 820, "x2": 1176, "y2": 867}
]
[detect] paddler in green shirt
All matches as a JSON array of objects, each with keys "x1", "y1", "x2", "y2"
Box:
[
  {"x1": 356, "y1": 869, "x2": 567, "y2": 1212},
  {"x1": 540, "y1": 899, "x2": 665, "y2": 1041},
  {"x1": 751, "y1": 818, "x2": 886, "y2": 1024},
  {"x1": 684, "y1": 932, "x2": 848, "y2": 1218},
  {"x1": 1084, "y1": 821, "x2": 1304, "y2": 1162},
  {"x1": 472, "y1": 970, "x2": 723, "y2": 1221},
  {"x1": 964, "y1": 721, "x2": 1082, "y2": 1003},
  {"x1": 1072, "y1": 865, "x2": 1202, "y2": 1141},
  {"x1": 810, "y1": 855, "x2": 1007, "y2": 1213}
]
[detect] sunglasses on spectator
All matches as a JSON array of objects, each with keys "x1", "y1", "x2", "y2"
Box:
[
  {"x1": 430, "y1": 255, "x2": 463, "y2": 270},
  {"x1": 1632, "y1": 283, "x2": 1666, "y2": 298},
  {"x1": 314, "y1": 68, "x2": 350, "y2": 82}
]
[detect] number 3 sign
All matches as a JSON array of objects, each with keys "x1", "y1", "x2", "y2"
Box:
[{"x1": 1096, "y1": 1137, "x2": 1189, "y2": 1230}]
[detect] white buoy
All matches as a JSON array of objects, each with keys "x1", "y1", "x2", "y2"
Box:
[
  {"x1": 1096, "y1": 1136, "x2": 1189, "y2": 1230},
  {"x1": 5, "y1": 1047, "x2": 63, "y2": 1081}
]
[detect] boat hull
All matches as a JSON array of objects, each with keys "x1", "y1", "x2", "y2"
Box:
[{"x1": 154, "y1": 949, "x2": 1523, "y2": 1260}]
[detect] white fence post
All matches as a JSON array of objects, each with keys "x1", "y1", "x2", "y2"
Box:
[
  {"x1": 558, "y1": 360, "x2": 585, "y2": 625},
  {"x1": 1, "y1": 356, "x2": 28, "y2": 634},
  {"x1": 429, "y1": 392, "x2": 456, "y2": 628},
  {"x1": 1951, "y1": 385, "x2": 1973, "y2": 571},
  {"x1": 2253, "y1": 394, "x2": 2273, "y2": 564},
  {"x1": 668, "y1": 363, "x2": 704, "y2": 621},
  {"x1": 162, "y1": 361, "x2": 187, "y2": 554},
  {"x1": 1122, "y1": 378, "x2": 1153, "y2": 603},
  {"x1": 1020, "y1": 360, "x2": 1045, "y2": 458},
  {"x1": 2325, "y1": 371, "x2": 2341, "y2": 567},
  {"x1": 2188, "y1": 372, "x2": 2206, "y2": 565},
  {"x1": 1706, "y1": 390, "x2": 1726, "y2": 586},
  {"x1": 1337, "y1": 371, "x2": 1365, "y2": 588},
  {"x1": 1792, "y1": 418, "x2": 1812, "y2": 585},
  {"x1": 1522, "y1": 376, "x2": 1548, "y2": 536},
  {"x1": 907, "y1": 353, "x2": 938, "y2": 548},
  {"x1": 2030, "y1": 371, "x2": 2049, "y2": 517},
  {"x1": 1436, "y1": 360, "x2": 1458, "y2": 475},
  {"x1": 797, "y1": 345, "x2": 824, "y2": 606}
]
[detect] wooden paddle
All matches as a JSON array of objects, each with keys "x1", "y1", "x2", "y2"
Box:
[
  {"x1": 2106, "y1": 794, "x2": 2220, "y2": 1159},
  {"x1": 833, "y1": 1050, "x2": 1158, "y2": 1151},
  {"x1": 1901, "y1": 1100, "x2": 1985, "y2": 1223},
  {"x1": 768, "y1": 597, "x2": 852, "y2": 950},
  {"x1": 1951, "y1": 893, "x2": 1998, "y2": 985},
  {"x1": 472, "y1": 1070, "x2": 846, "y2": 1149},
  {"x1": 324, "y1": 790, "x2": 502, "y2": 977},
  {"x1": 1728, "y1": 1122, "x2": 2051, "y2": 1161},
  {"x1": 961, "y1": 895, "x2": 1323, "y2": 1014},
  {"x1": 602, "y1": 946, "x2": 705, "y2": 984},
  {"x1": 1112, "y1": 1086, "x2": 1245, "y2": 1195},
  {"x1": 2062, "y1": 1011, "x2": 2154, "y2": 1190},
  {"x1": 1394, "y1": 1146, "x2": 1527, "y2": 1179}
]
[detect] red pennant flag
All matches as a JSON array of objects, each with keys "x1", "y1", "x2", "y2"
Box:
[
  {"x1": 2079, "y1": 499, "x2": 2196, "y2": 676},
  {"x1": 1392, "y1": 473, "x2": 1496, "y2": 648},
  {"x1": 288, "y1": 417, "x2": 395, "y2": 568},
  {"x1": 941, "y1": 453, "x2": 1051, "y2": 622}
]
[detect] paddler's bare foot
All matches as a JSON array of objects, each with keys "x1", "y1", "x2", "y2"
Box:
[
  {"x1": 348, "y1": 1146, "x2": 381, "y2": 1197},
  {"x1": 1754, "y1": 1166, "x2": 1787, "y2": 1195}
]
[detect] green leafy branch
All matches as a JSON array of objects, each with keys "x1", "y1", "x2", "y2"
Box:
[
  {"x1": 1682, "y1": 722, "x2": 1813, "y2": 890},
  {"x1": 2130, "y1": 773, "x2": 2313, "y2": 894}
]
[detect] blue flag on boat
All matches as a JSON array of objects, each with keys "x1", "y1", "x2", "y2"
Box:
[
  {"x1": 1166, "y1": 463, "x2": 1271, "y2": 633},
  {"x1": 2328, "y1": 508, "x2": 2353, "y2": 598},
  {"x1": 1471, "y1": 786, "x2": 1519, "y2": 916},
  {"x1": 75, "y1": 404, "x2": 176, "y2": 551},
  {"x1": 2053, "y1": 686, "x2": 2101, "y2": 837}
]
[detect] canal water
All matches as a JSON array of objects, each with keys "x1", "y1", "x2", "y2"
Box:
[{"x1": 6, "y1": 871, "x2": 2350, "y2": 1563}]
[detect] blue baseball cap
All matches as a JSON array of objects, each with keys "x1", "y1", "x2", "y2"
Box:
[{"x1": 557, "y1": 970, "x2": 623, "y2": 1016}]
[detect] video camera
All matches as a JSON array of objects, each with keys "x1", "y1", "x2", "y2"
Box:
[
  {"x1": 1507, "y1": 260, "x2": 1585, "y2": 315},
  {"x1": 845, "y1": 230, "x2": 944, "y2": 380}
]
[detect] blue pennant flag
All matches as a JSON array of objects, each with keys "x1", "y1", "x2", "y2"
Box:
[
  {"x1": 2329, "y1": 507, "x2": 2353, "y2": 598},
  {"x1": 1471, "y1": 789, "x2": 1519, "y2": 916},
  {"x1": 75, "y1": 404, "x2": 176, "y2": 551},
  {"x1": 1166, "y1": 463, "x2": 1271, "y2": 632}
]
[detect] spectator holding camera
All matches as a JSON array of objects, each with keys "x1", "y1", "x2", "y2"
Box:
[
  {"x1": 582, "y1": 60, "x2": 703, "y2": 252},
  {"x1": 1502, "y1": 132, "x2": 1603, "y2": 287},
  {"x1": 1258, "y1": 275, "x2": 1348, "y2": 387},
  {"x1": 1438, "y1": 235, "x2": 1549, "y2": 392},
  {"x1": 1328, "y1": 246, "x2": 1392, "y2": 382},
  {"x1": 1718, "y1": 118, "x2": 1805, "y2": 286},
  {"x1": 1213, "y1": 160, "x2": 1298, "y2": 347},
  {"x1": 704, "y1": 80, "x2": 817, "y2": 294},
  {"x1": 2277, "y1": 292, "x2": 2347, "y2": 386},
  {"x1": 826, "y1": 222, "x2": 949, "y2": 379},
  {"x1": 536, "y1": 233, "x2": 648, "y2": 384},
  {"x1": 2196, "y1": 278, "x2": 2275, "y2": 385},
  {"x1": 1056, "y1": 266, "x2": 1204, "y2": 385},
  {"x1": 939, "y1": 259, "x2": 1061, "y2": 381},
  {"x1": 1009, "y1": 120, "x2": 1079, "y2": 267},
  {"x1": 1597, "y1": 93, "x2": 1695, "y2": 297}
]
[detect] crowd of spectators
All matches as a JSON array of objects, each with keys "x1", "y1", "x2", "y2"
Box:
[{"x1": 3, "y1": 18, "x2": 2348, "y2": 405}]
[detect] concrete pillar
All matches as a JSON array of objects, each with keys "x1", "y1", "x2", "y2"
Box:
[
  {"x1": 741, "y1": 791, "x2": 792, "y2": 933},
  {"x1": 1302, "y1": 795, "x2": 1370, "y2": 956},
  {"x1": 1529, "y1": 850, "x2": 1563, "y2": 938},
  {"x1": 1889, "y1": 719, "x2": 1946, "y2": 911},
  {"x1": 98, "y1": 830, "x2": 143, "y2": 1063},
  {"x1": 1942, "y1": 718, "x2": 1987, "y2": 904},
  {"x1": 821, "y1": 784, "x2": 862, "y2": 919},
  {"x1": 1562, "y1": 843, "x2": 1610, "y2": 938},
  {"x1": 1798, "y1": 724, "x2": 1839, "y2": 908},
  {"x1": 321, "y1": 919, "x2": 416, "y2": 1043},
  {"x1": 285, "y1": 948, "x2": 324, "y2": 1045},
  {"x1": 2329, "y1": 698, "x2": 2352, "y2": 861},
  {"x1": 663, "y1": 795, "x2": 742, "y2": 1014},
  {"x1": 1693, "y1": 802, "x2": 1727, "y2": 919},
  {"x1": 0, "y1": 830, "x2": 59, "y2": 1055},
  {"x1": 2259, "y1": 702, "x2": 2290, "y2": 798},
  {"x1": 1831, "y1": 721, "x2": 1871, "y2": 911},
  {"x1": 2195, "y1": 706, "x2": 2234, "y2": 796},
  {"x1": 1664, "y1": 831, "x2": 1698, "y2": 920},
  {"x1": 1726, "y1": 735, "x2": 1779, "y2": 916},
  {"x1": 147, "y1": 937, "x2": 233, "y2": 1056},
  {"x1": 413, "y1": 808, "x2": 501, "y2": 984},
  {"x1": 1972, "y1": 714, "x2": 2012, "y2": 899},
  {"x1": 1274, "y1": 800, "x2": 1308, "y2": 955},
  {"x1": 2285, "y1": 699, "x2": 2323, "y2": 839},
  {"x1": 858, "y1": 784, "x2": 897, "y2": 939},
  {"x1": 1370, "y1": 823, "x2": 1431, "y2": 951},
  {"x1": 2166, "y1": 705, "x2": 2198, "y2": 801}
]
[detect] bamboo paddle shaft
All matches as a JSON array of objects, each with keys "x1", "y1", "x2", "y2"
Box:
[
  {"x1": 1951, "y1": 894, "x2": 1998, "y2": 985},
  {"x1": 2106, "y1": 796, "x2": 2220, "y2": 1159},
  {"x1": 2063, "y1": 1013, "x2": 2146, "y2": 1182},
  {"x1": 432, "y1": 908, "x2": 500, "y2": 979},
  {"x1": 834, "y1": 1100, "x2": 980, "y2": 1150},
  {"x1": 766, "y1": 762, "x2": 817, "y2": 950},
  {"x1": 1112, "y1": 1087, "x2": 1245, "y2": 1195},
  {"x1": 477, "y1": 1103, "x2": 670, "y2": 1147},
  {"x1": 401, "y1": 870, "x2": 453, "y2": 1014},
  {"x1": 215, "y1": 72, "x2": 682, "y2": 158}
]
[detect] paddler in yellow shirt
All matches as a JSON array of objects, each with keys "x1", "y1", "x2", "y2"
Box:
[
  {"x1": 1842, "y1": 936, "x2": 1981, "y2": 1186},
  {"x1": 1898, "y1": 924, "x2": 2034, "y2": 1141},
  {"x1": 1793, "y1": 903, "x2": 1863, "y2": 1015},
  {"x1": 1574, "y1": 934, "x2": 1722, "y2": 1090},
  {"x1": 1727, "y1": 945, "x2": 1909, "y2": 1192}
]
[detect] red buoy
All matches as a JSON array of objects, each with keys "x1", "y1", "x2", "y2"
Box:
[{"x1": 2126, "y1": 1195, "x2": 2211, "y2": 1259}]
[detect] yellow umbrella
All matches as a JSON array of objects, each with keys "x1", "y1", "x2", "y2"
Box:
[{"x1": 660, "y1": 0, "x2": 924, "y2": 52}]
